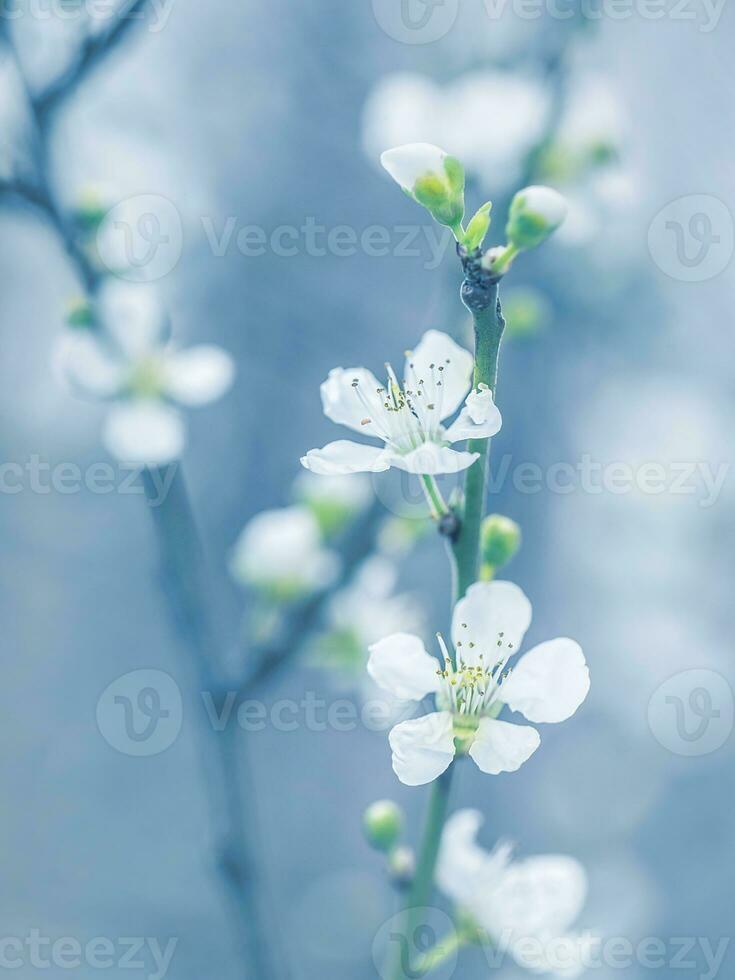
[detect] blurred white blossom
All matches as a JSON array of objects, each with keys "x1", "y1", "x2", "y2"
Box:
[
  {"x1": 230, "y1": 506, "x2": 340, "y2": 600},
  {"x1": 301, "y1": 330, "x2": 501, "y2": 477},
  {"x1": 437, "y1": 809, "x2": 597, "y2": 977},
  {"x1": 367, "y1": 581, "x2": 589, "y2": 785},
  {"x1": 55, "y1": 280, "x2": 234, "y2": 465},
  {"x1": 363, "y1": 71, "x2": 550, "y2": 190},
  {"x1": 293, "y1": 471, "x2": 372, "y2": 536}
]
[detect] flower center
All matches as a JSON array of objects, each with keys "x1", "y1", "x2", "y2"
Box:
[
  {"x1": 433, "y1": 629, "x2": 516, "y2": 721},
  {"x1": 351, "y1": 355, "x2": 454, "y2": 455},
  {"x1": 128, "y1": 354, "x2": 167, "y2": 398}
]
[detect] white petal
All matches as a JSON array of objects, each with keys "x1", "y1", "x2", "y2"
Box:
[
  {"x1": 367, "y1": 633, "x2": 441, "y2": 701},
  {"x1": 445, "y1": 388, "x2": 502, "y2": 443},
  {"x1": 54, "y1": 332, "x2": 126, "y2": 398},
  {"x1": 510, "y1": 932, "x2": 598, "y2": 978},
  {"x1": 515, "y1": 185, "x2": 568, "y2": 228},
  {"x1": 386, "y1": 443, "x2": 478, "y2": 475},
  {"x1": 389, "y1": 711, "x2": 455, "y2": 786},
  {"x1": 451, "y1": 581, "x2": 532, "y2": 665},
  {"x1": 230, "y1": 506, "x2": 336, "y2": 589},
  {"x1": 380, "y1": 143, "x2": 447, "y2": 192},
  {"x1": 437, "y1": 809, "x2": 512, "y2": 909},
  {"x1": 97, "y1": 280, "x2": 166, "y2": 359},
  {"x1": 490, "y1": 855, "x2": 588, "y2": 939},
  {"x1": 320, "y1": 367, "x2": 385, "y2": 437},
  {"x1": 468, "y1": 718, "x2": 539, "y2": 775},
  {"x1": 301, "y1": 440, "x2": 390, "y2": 475},
  {"x1": 405, "y1": 330, "x2": 473, "y2": 420},
  {"x1": 163, "y1": 345, "x2": 235, "y2": 405},
  {"x1": 103, "y1": 401, "x2": 185, "y2": 465},
  {"x1": 500, "y1": 638, "x2": 590, "y2": 724}
]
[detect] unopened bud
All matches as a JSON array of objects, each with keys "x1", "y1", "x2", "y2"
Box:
[
  {"x1": 387, "y1": 845, "x2": 415, "y2": 887},
  {"x1": 480, "y1": 514, "x2": 521, "y2": 574},
  {"x1": 363, "y1": 799, "x2": 403, "y2": 852},
  {"x1": 381, "y1": 143, "x2": 465, "y2": 235},
  {"x1": 505, "y1": 185, "x2": 567, "y2": 250}
]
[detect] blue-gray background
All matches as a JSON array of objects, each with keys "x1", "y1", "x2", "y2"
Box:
[{"x1": 1, "y1": 2, "x2": 734, "y2": 978}]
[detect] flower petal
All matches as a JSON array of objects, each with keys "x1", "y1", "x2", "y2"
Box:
[
  {"x1": 386, "y1": 443, "x2": 478, "y2": 475},
  {"x1": 380, "y1": 143, "x2": 448, "y2": 192},
  {"x1": 510, "y1": 932, "x2": 598, "y2": 979},
  {"x1": 320, "y1": 367, "x2": 385, "y2": 437},
  {"x1": 437, "y1": 809, "x2": 512, "y2": 909},
  {"x1": 103, "y1": 400, "x2": 185, "y2": 465},
  {"x1": 490, "y1": 855, "x2": 588, "y2": 939},
  {"x1": 54, "y1": 332, "x2": 126, "y2": 399},
  {"x1": 404, "y1": 330, "x2": 473, "y2": 420},
  {"x1": 98, "y1": 280, "x2": 166, "y2": 359},
  {"x1": 389, "y1": 711, "x2": 455, "y2": 786},
  {"x1": 163, "y1": 345, "x2": 235, "y2": 405},
  {"x1": 451, "y1": 581, "x2": 532, "y2": 666},
  {"x1": 468, "y1": 717, "x2": 539, "y2": 775},
  {"x1": 367, "y1": 633, "x2": 441, "y2": 701},
  {"x1": 444, "y1": 387, "x2": 502, "y2": 442},
  {"x1": 500, "y1": 638, "x2": 590, "y2": 724},
  {"x1": 300, "y1": 440, "x2": 390, "y2": 475}
]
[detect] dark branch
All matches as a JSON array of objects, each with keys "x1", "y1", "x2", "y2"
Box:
[{"x1": 34, "y1": 0, "x2": 154, "y2": 125}]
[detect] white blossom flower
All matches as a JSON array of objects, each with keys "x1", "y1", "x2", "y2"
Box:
[
  {"x1": 362, "y1": 71, "x2": 550, "y2": 190},
  {"x1": 437, "y1": 809, "x2": 597, "y2": 977},
  {"x1": 230, "y1": 505, "x2": 339, "y2": 599},
  {"x1": 301, "y1": 330, "x2": 501, "y2": 477},
  {"x1": 55, "y1": 280, "x2": 235, "y2": 465},
  {"x1": 367, "y1": 581, "x2": 589, "y2": 785}
]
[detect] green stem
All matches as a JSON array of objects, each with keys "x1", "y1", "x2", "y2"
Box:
[
  {"x1": 389, "y1": 767, "x2": 454, "y2": 980},
  {"x1": 420, "y1": 474, "x2": 449, "y2": 519},
  {"x1": 450, "y1": 280, "x2": 505, "y2": 601},
  {"x1": 412, "y1": 927, "x2": 472, "y2": 975},
  {"x1": 490, "y1": 242, "x2": 520, "y2": 276}
]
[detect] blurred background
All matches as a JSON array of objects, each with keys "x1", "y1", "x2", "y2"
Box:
[{"x1": 1, "y1": 1, "x2": 734, "y2": 977}]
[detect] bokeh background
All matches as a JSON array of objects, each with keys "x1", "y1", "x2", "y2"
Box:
[{"x1": 1, "y1": 1, "x2": 734, "y2": 978}]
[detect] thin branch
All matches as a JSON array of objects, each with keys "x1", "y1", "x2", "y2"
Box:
[{"x1": 34, "y1": 0, "x2": 154, "y2": 126}]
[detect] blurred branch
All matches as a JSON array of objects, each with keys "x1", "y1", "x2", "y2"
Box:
[
  {"x1": 34, "y1": 0, "x2": 154, "y2": 127},
  {"x1": 143, "y1": 466, "x2": 288, "y2": 980}
]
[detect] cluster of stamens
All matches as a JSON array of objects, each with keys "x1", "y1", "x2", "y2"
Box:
[
  {"x1": 434, "y1": 625, "x2": 515, "y2": 717},
  {"x1": 350, "y1": 354, "x2": 453, "y2": 454}
]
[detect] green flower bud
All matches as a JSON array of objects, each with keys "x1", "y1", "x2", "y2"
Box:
[
  {"x1": 505, "y1": 185, "x2": 567, "y2": 250},
  {"x1": 363, "y1": 799, "x2": 404, "y2": 852},
  {"x1": 381, "y1": 143, "x2": 465, "y2": 236},
  {"x1": 480, "y1": 514, "x2": 521, "y2": 575}
]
